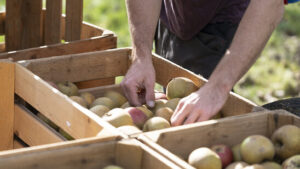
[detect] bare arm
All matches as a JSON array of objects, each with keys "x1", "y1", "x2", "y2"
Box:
[
  {"x1": 171, "y1": 0, "x2": 285, "y2": 125},
  {"x1": 121, "y1": 0, "x2": 162, "y2": 107}
]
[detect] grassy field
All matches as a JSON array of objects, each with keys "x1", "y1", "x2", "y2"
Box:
[{"x1": 1, "y1": 1, "x2": 299, "y2": 105}]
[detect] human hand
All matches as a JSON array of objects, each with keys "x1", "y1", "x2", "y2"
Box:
[
  {"x1": 120, "y1": 53, "x2": 155, "y2": 107},
  {"x1": 170, "y1": 83, "x2": 229, "y2": 126}
]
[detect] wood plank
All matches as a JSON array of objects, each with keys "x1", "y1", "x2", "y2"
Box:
[
  {"x1": 138, "y1": 135, "x2": 193, "y2": 169},
  {"x1": 0, "y1": 139, "x2": 179, "y2": 169},
  {"x1": 14, "y1": 104, "x2": 65, "y2": 146},
  {"x1": 65, "y1": 0, "x2": 83, "y2": 41},
  {"x1": 5, "y1": 0, "x2": 43, "y2": 51},
  {"x1": 75, "y1": 78, "x2": 116, "y2": 89},
  {"x1": 0, "y1": 140, "x2": 116, "y2": 169},
  {"x1": 5, "y1": 0, "x2": 22, "y2": 51},
  {"x1": 142, "y1": 112, "x2": 270, "y2": 161},
  {"x1": 20, "y1": 0, "x2": 43, "y2": 49},
  {"x1": 22, "y1": 48, "x2": 130, "y2": 83},
  {"x1": 267, "y1": 109, "x2": 298, "y2": 137},
  {"x1": 116, "y1": 139, "x2": 181, "y2": 169},
  {"x1": 0, "y1": 43, "x2": 5, "y2": 53},
  {"x1": 44, "y1": 0, "x2": 62, "y2": 45},
  {"x1": 0, "y1": 61, "x2": 14, "y2": 151},
  {"x1": 0, "y1": 35, "x2": 116, "y2": 61},
  {"x1": 152, "y1": 52, "x2": 256, "y2": 116},
  {"x1": 14, "y1": 64, "x2": 120, "y2": 139},
  {"x1": 81, "y1": 21, "x2": 104, "y2": 39},
  {"x1": 0, "y1": 12, "x2": 5, "y2": 35},
  {"x1": 13, "y1": 139, "x2": 26, "y2": 149}
]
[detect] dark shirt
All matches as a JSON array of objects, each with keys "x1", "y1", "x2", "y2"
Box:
[{"x1": 160, "y1": 0, "x2": 250, "y2": 40}]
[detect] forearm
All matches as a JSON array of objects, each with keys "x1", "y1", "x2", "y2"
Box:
[
  {"x1": 207, "y1": 0, "x2": 284, "y2": 92},
  {"x1": 125, "y1": 0, "x2": 162, "y2": 59}
]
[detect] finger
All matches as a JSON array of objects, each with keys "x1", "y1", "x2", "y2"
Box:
[
  {"x1": 144, "y1": 79, "x2": 155, "y2": 108},
  {"x1": 121, "y1": 80, "x2": 141, "y2": 106},
  {"x1": 183, "y1": 109, "x2": 200, "y2": 125},
  {"x1": 171, "y1": 103, "x2": 192, "y2": 126},
  {"x1": 171, "y1": 100, "x2": 185, "y2": 120},
  {"x1": 196, "y1": 113, "x2": 211, "y2": 122}
]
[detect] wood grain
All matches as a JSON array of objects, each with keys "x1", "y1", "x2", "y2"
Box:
[
  {"x1": 22, "y1": 48, "x2": 130, "y2": 83},
  {"x1": 14, "y1": 104, "x2": 65, "y2": 146},
  {"x1": 0, "y1": 61, "x2": 14, "y2": 151},
  {"x1": 15, "y1": 64, "x2": 119, "y2": 139},
  {"x1": 65, "y1": 0, "x2": 83, "y2": 41},
  {"x1": 45, "y1": 0, "x2": 62, "y2": 45},
  {"x1": 0, "y1": 35, "x2": 116, "y2": 61}
]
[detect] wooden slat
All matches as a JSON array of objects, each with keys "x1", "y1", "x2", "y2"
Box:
[
  {"x1": 45, "y1": 0, "x2": 62, "y2": 45},
  {"x1": 140, "y1": 111, "x2": 300, "y2": 169},
  {"x1": 81, "y1": 21, "x2": 104, "y2": 39},
  {"x1": 116, "y1": 139, "x2": 181, "y2": 169},
  {"x1": 21, "y1": 0, "x2": 43, "y2": 49},
  {"x1": 0, "y1": 140, "x2": 116, "y2": 169},
  {"x1": 14, "y1": 104, "x2": 65, "y2": 146},
  {"x1": 0, "y1": 43, "x2": 5, "y2": 53},
  {"x1": 75, "y1": 78, "x2": 115, "y2": 89},
  {"x1": 14, "y1": 64, "x2": 120, "y2": 139},
  {"x1": 65, "y1": 0, "x2": 83, "y2": 41},
  {"x1": 0, "y1": 62, "x2": 14, "y2": 151},
  {"x1": 5, "y1": 0, "x2": 22, "y2": 51},
  {"x1": 61, "y1": 15, "x2": 105, "y2": 40},
  {"x1": 142, "y1": 112, "x2": 270, "y2": 161},
  {"x1": 0, "y1": 12, "x2": 5, "y2": 35},
  {"x1": 0, "y1": 139, "x2": 179, "y2": 169},
  {"x1": 0, "y1": 35, "x2": 116, "y2": 61},
  {"x1": 13, "y1": 139, "x2": 26, "y2": 149},
  {"x1": 138, "y1": 135, "x2": 193, "y2": 169},
  {"x1": 22, "y1": 48, "x2": 130, "y2": 83},
  {"x1": 152, "y1": 53, "x2": 256, "y2": 116},
  {"x1": 5, "y1": 0, "x2": 43, "y2": 51}
]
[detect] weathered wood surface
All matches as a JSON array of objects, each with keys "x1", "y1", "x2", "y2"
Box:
[
  {"x1": 0, "y1": 139, "x2": 180, "y2": 169},
  {"x1": 0, "y1": 62, "x2": 14, "y2": 151},
  {"x1": 139, "y1": 111, "x2": 300, "y2": 168},
  {"x1": 0, "y1": 35, "x2": 116, "y2": 61},
  {"x1": 15, "y1": 64, "x2": 120, "y2": 139},
  {"x1": 65, "y1": 0, "x2": 83, "y2": 41},
  {"x1": 5, "y1": 0, "x2": 43, "y2": 51},
  {"x1": 14, "y1": 104, "x2": 65, "y2": 146},
  {"x1": 44, "y1": 0, "x2": 62, "y2": 45}
]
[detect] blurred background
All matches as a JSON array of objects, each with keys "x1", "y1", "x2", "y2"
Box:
[{"x1": 0, "y1": 0, "x2": 299, "y2": 106}]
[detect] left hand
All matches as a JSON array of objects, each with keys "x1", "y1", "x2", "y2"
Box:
[{"x1": 170, "y1": 83, "x2": 230, "y2": 126}]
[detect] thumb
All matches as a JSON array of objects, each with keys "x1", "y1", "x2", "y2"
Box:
[{"x1": 144, "y1": 79, "x2": 155, "y2": 108}]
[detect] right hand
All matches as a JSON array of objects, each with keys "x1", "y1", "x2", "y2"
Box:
[{"x1": 120, "y1": 52, "x2": 156, "y2": 107}]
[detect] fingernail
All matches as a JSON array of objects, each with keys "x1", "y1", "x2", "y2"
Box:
[{"x1": 147, "y1": 101, "x2": 155, "y2": 108}]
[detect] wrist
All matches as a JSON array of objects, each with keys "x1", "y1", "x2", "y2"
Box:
[
  {"x1": 132, "y1": 47, "x2": 153, "y2": 62},
  {"x1": 205, "y1": 77, "x2": 233, "y2": 94}
]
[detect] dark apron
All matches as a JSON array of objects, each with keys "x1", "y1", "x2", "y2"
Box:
[{"x1": 155, "y1": 20, "x2": 239, "y2": 79}]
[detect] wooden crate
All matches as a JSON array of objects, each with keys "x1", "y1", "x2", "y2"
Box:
[
  {"x1": 0, "y1": 138, "x2": 181, "y2": 169},
  {"x1": 138, "y1": 110, "x2": 300, "y2": 168},
  {"x1": 0, "y1": 0, "x2": 117, "y2": 61},
  {"x1": 19, "y1": 48, "x2": 256, "y2": 129},
  {"x1": 0, "y1": 61, "x2": 122, "y2": 153}
]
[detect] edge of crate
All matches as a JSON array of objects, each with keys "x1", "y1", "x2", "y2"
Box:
[
  {"x1": 0, "y1": 138, "x2": 182, "y2": 169},
  {"x1": 18, "y1": 47, "x2": 256, "y2": 117},
  {"x1": 0, "y1": 11, "x2": 117, "y2": 58},
  {"x1": 137, "y1": 110, "x2": 300, "y2": 169},
  {"x1": 13, "y1": 63, "x2": 125, "y2": 140}
]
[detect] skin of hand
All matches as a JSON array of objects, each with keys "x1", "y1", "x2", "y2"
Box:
[
  {"x1": 120, "y1": 51, "x2": 155, "y2": 107},
  {"x1": 171, "y1": 82, "x2": 229, "y2": 125},
  {"x1": 121, "y1": 0, "x2": 162, "y2": 107},
  {"x1": 171, "y1": 0, "x2": 285, "y2": 126}
]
